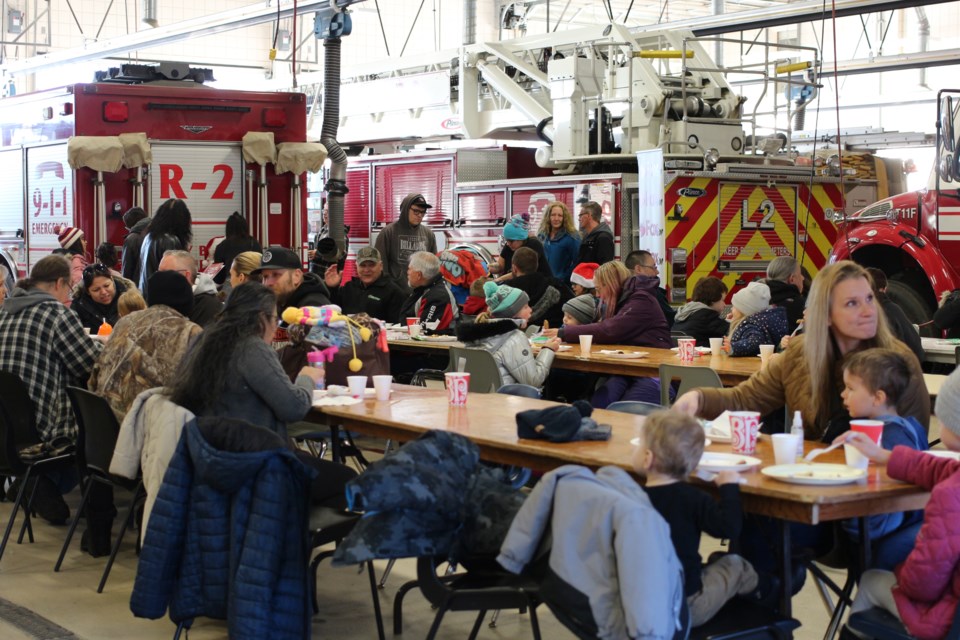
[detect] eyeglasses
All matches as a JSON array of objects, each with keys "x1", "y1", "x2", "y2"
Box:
[
  {"x1": 409, "y1": 207, "x2": 427, "y2": 216},
  {"x1": 641, "y1": 263, "x2": 658, "y2": 270}
]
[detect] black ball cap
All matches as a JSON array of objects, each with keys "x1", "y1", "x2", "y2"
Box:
[{"x1": 253, "y1": 246, "x2": 302, "y2": 273}]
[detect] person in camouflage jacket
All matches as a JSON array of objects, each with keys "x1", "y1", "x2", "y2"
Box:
[{"x1": 89, "y1": 271, "x2": 201, "y2": 423}]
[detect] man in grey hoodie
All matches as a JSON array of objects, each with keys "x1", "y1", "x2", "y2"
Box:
[
  {"x1": 576, "y1": 201, "x2": 615, "y2": 266},
  {"x1": 375, "y1": 193, "x2": 438, "y2": 291}
]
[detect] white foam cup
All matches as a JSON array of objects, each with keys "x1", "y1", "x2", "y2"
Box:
[
  {"x1": 772, "y1": 433, "x2": 801, "y2": 465},
  {"x1": 347, "y1": 375, "x2": 368, "y2": 399},
  {"x1": 579, "y1": 334, "x2": 593, "y2": 357},
  {"x1": 372, "y1": 375, "x2": 392, "y2": 401}
]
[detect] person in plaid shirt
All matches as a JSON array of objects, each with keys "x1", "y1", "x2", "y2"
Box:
[{"x1": 0, "y1": 254, "x2": 102, "y2": 523}]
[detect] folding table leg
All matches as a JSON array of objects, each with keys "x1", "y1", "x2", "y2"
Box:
[{"x1": 777, "y1": 519, "x2": 793, "y2": 618}]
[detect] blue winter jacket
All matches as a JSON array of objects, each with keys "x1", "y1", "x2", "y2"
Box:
[
  {"x1": 540, "y1": 230, "x2": 581, "y2": 284},
  {"x1": 130, "y1": 417, "x2": 316, "y2": 640}
]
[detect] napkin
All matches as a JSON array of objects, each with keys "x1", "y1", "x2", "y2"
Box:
[{"x1": 705, "y1": 411, "x2": 733, "y2": 439}]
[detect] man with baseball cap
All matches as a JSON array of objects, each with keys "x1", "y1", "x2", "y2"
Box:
[
  {"x1": 375, "y1": 193, "x2": 438, "y2": 290},
  {"x1": 254, "y1": 246, "x2": 331, "y2": 317},
  {"x1": 323, "y1": 246, "x2": 406, "y2": 322}
]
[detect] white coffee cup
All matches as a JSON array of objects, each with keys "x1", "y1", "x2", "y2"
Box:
[
  {"x1": 772, "y1": 433, "x2": 801, "y2": 465},
  {"x1": 709, "y1": 337, "x2": 723, "y2": 355},
  {"x1": 844, "y1": 443, "x2": 870, "y2": 470},
  {"x1": 408, "y1": 323, "x2": 422, "y2": 337},
  {"x1": 372, "y1": 375, "x2": 392, "y2": 401},
  {"x1": 579, "y1": 334, "x2": 593, "y2": 357},
  {"x1": 759, "y1": 344, "x2": 775, "y2": 365},
  {"x1": 346, "y1": 375, "x2": 367, "y2": 399},
  {"x1": 83, "y1": 327, "x2": 92, "y2": 336}
]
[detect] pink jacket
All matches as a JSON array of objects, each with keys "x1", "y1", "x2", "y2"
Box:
[{"x1": 889, "y1": 446, "x2": 960, "y2": 639}]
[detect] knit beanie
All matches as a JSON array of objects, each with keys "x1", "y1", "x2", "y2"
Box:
[
  {"x1": 731, "y1": 281, "x2": 771, "y2": 317},
  {"x1": 502, "y1": 215, "x2": 530, "y2": 241},
  {"x1": 146, "y1": 271, "x2": 195, "y2": 317},
  {"x1": 562, "y1": 294, "x2": 597, "y2": 325},
  {"x1": 55, "y1": 225, "x2": 84, "y2": 251},
  {"x1": 935, "y1": 367, "x2": 960, "y2": 437},
  {"x1": 483, "y1": 280, "x2": 529, "y2": 318},
  {"x1": 570, "y1": 262, "x2": 599, "y2": 289}
]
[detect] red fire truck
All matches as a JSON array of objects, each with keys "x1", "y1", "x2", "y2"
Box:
[
  {"x1": 0, "y1": 68, "x2": 309, "y2": 279},
  {"x1": 829, "y1": 89, "x2": 960, "y2": 327}
]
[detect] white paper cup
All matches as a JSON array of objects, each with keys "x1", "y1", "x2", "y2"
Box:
[
  {"x1": 844, "y1": 443, "x2": 870, "y2": 470},
  {"x1": 709, "y1": 337, "x2": 723, "y2": 355},
  {"x1": 83, "y1": 327, "x2": 92, "y2": 336},
  {"x1": 772, "y1": 433, "x2": 801, "y2": 465},
  {"x1": 444, "y1": 372, "x2": 470, "y2": 406},
  {"x1": 408, "y1": 323, "x2": 422, "y2": 337},
  {"x1": 759, "y1": 344, "x2": 775, "y2": 365},
  {"x1": 579, "y1": 334, "x2": 593, "y2": 357},
  {"x1": 346, "y1": 375, "x2": 367, "y2": 398},
  {"x1": 372, "y1": 375, "x2": 392, "y2": 401}
]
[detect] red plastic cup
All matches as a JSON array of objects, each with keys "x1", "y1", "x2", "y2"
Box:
[
  {"x1": 678, "y1": 338, "x2": 696, "y2": 363},
  {"x1": 406, "y1": 317, "x2": 419, "y2": 327},
  {"x1": 730, "y1": 411, "x2": 761, "y2": 455},
  {"x1": 850, "y1": 420, "x2": 884, "y2": 445},
  {"x1": 444, "y1": 372, "x2": 470, "y2": 406}
]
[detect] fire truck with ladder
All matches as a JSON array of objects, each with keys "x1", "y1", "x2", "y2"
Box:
[
  {"x1": 0, "y1": 63, "x2": 316, "y2": 285},
  {"x1": 307, "y1": 22, "x2": 892, "y2": 304},
  {"x1": 828, "y1": 89, "x2": 960, "y2": 330}
]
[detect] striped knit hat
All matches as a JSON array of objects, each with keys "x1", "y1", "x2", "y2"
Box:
[
  {"x1": 55, "y1": 225, "x2": 84, "y2": 250},
  {"x1": 483, "y1": 280, "x2": 529, "y2": 318}
]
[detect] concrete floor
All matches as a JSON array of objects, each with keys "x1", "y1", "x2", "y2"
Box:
[{"x1": 0, "y1": 433, "x2": 889, "y2": 640}]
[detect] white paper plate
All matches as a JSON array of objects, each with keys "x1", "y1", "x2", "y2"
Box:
[
  {"x1": 762, "y1": 463, "x2": 866, "y2": 485},
  {"x1": 925, "y1": 450, "x2": 960, "y2": 461},
  {"x1": 698, "y1": 452, "x2": 761, "y2": 473},
  {"x1": 416, "y1": 335, "x2": 457, "y2": 342},
  {"x1": 597, "y1": 350, "x2": 649, "y2": 359},
  {"x1": 313, "y1": 387, "x2": 377, "y2": 400},
  {"x1": 631, "y1": 437, "x2": 710, "y2": 447},
  {"x1": 703, "y1": 424, "x2": 732, "y2": 443}
]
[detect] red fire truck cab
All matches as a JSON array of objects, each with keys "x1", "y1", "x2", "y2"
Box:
[{"x1": 0, "y1": 77, "x2": 309, "y2": 278}]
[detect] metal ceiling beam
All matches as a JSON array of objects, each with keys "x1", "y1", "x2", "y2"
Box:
[
  {"x1": 0, "y1": 0, "x2": 363, "y2": 76},
  {"x1": 0, "y1": 0, "x2": 953, "y2": 77},
  {"x1": 664, "y1": 0, "x2": 957, "y2": 36}
]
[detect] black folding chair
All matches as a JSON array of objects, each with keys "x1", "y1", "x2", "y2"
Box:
[
  {"x1": 0, "y1": 371, "x2": 77, "y2": 565},
  {"x1": 308, "y1": 507, "x2": 385, "y2": 640},
  {"x1": 55, "y1": 387, "x2": 145, "y2": 593}
]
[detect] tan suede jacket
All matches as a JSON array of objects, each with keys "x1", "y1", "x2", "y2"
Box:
[{"x1": 698, "y1": 334, "x2": 930, "y2": 440}]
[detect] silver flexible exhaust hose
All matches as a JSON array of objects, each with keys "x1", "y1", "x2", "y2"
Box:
[{"x1": 321, "y1": 37, "x2": 349, "y2": 254}]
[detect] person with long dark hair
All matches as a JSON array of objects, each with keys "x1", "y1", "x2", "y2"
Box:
[
  {"x1": 138, "y1": 198, "x2": 192, "y2": 297},
  {"x1": 168, "y1": 282, "x2": 355, "y2": 506},
  {"x1": 213, "y1": 212, "x2": 262, "y2": 286}
]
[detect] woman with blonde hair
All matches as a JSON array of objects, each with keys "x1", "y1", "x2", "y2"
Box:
[
  {"x1": 546, "y1": 259, "x2": 671, "y2": 406},
  {"x1": 675, "y1": 260, "x2": 929, "y2": 438},
  {"x1": 674, "y1": 260, "x2": 931, "y2": 593},
  {"x1": 537, "y1": 201, "x2": 580, "y2": 283},
  {"x1": 227, "y1": 250, "x2": 263, "y2": 292}
]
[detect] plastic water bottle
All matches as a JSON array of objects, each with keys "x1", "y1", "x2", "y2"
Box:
[
  {"x1": 791, "y1": 411, "x2": 804, "y2": 459},
  {"x1": 306, "y1": 350, "x2": 326, "y2": 390}
]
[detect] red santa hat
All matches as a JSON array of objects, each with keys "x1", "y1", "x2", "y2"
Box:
[{"x1": 570, "y1": 262, "x2": 599, "y2": 289}]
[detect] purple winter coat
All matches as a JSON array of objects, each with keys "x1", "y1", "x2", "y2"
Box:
[{"x1": 561, "y1": 275, "x2": 671, "y2": 348}]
